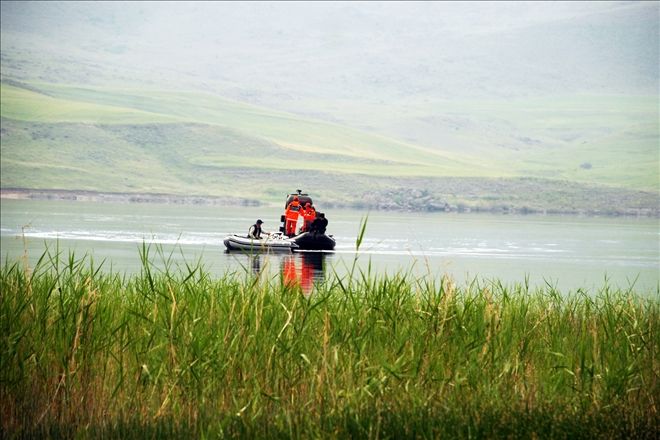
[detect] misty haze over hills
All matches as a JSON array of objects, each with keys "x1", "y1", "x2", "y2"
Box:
[
  {"x1": 3, "y1": 2, "x2": 656, "y2": 99},
  {"x1": 1, "y1": 1, "x2": 658, "y2": 213}
]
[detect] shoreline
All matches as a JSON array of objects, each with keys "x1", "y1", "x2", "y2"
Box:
[
  {"x1": 1, "y1": 187, "x2": 658, "y2": 217},
  {"x1": 0, "y1": 187, "x2": 262, "y2": 207}
]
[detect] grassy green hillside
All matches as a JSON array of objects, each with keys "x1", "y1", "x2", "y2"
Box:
[
  {"x1": 1, "y1": 79, "x2": 658, "y2": 212},
  {"x1": 320, "y1": 94, "x2": 659, "y2": 190},
  {"x1": 0, "y1": 81, "x2": 493, "y2": 198},
  {"x1": 1, "y1": 82, "x2": 495, "y2": 171},
  {"x1": 1, "y1": 2, "x2": 657, "y2": 212}
]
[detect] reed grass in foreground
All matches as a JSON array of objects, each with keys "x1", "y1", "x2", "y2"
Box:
[{"x1": 0, "y1": 248, "x2": 658, "y2": 439}]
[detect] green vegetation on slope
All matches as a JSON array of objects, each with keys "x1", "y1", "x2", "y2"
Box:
[
  {"x1": 1, "y1": 2, "x2": 657, "y2": 211},
  {"x1": 327, "y1": 94, "x2": 659, "y2": 191},
  {"x1": 1, "y1": 249, "x2": 657, "y2": 438},
  {"x1": 1, "y1": 81, "x2": 481, "y2": 173},
  {"x1": 1, "y1": 80, "x2": 658, "y2": 211}
]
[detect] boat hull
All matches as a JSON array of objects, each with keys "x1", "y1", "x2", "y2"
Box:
[
  {"x1": 292, "y1": 232, "x2": 336, "y2": 251},
  {"x1": 223, "y1": 234, "x2": 297, "y2": 252}
]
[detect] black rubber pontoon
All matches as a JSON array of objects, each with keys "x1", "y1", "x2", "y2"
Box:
[{"x1": 292, "y1": 231, "x2": 335, "y2": 251}]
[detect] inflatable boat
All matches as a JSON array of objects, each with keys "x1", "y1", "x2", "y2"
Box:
[
  {"x1": 223, "y1": 233, "x2": 298, "y2": 252},
  {"x1": 224, "y1": 190, "x2": 336, "y2": 252},
  {"x1": 223, "y1": 231, "x2": 335, "y2": 252}
]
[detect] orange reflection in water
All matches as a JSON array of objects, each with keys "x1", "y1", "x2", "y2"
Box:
[{"x1": 281, "y1": 253, "x2": 326, "y2": 295}]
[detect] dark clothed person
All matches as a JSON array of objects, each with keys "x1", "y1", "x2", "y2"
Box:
[
  {"x1": 309, "y1": 213, "x2": 328, "y2": 235},
  {"x1": 248, "y1": 219, "x2": 266, "y2": 239}
]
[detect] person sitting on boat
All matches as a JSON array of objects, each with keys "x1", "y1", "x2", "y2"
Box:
[
  {"x1": 284, "y1": 196, "x2": 302, "y2": 236},
  {"x1": 300, "y1": 202, "x2": 317, "y2": 232},
  {"x1": 248, "y1": 219, "x2": 269, "y2": 239},
  {"x1": 309, "y1": 212, "x2": 328, "y2": 235}
]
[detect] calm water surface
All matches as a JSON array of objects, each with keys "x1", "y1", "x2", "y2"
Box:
[{"x1": 1, "y1": 199, "x2": 658, "y2": 294}]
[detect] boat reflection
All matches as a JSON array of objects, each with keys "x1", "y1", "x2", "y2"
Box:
[
  {"x1": 281, "y1": 252, "x2": 328, "y2": 295},
  {"x1": 241, "y1": 252, "x2": 329, "y2": 295},
  {"x1": 248, "y1": 253, "x2": 262, "y2": 275}
]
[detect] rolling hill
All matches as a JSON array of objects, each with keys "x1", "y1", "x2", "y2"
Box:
[{"x1": 0, "y1": 2, "x2": 658, "y2": 213}]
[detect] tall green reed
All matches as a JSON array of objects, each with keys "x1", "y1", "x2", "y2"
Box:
[{"x1": 1, "y1": 244, "x2": 657, "y2": 439}]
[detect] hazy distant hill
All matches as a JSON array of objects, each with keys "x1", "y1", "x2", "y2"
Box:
[
  {"x1": 1, "y1": 1, "x2": 658, "y2": 213},
  {"x1": 3, "y1": 2, "x2": 657, "y2": 96}
]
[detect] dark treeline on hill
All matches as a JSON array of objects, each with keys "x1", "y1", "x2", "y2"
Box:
[{"x1": 3, "y1": 175, "x2": 658, "y2": 217}]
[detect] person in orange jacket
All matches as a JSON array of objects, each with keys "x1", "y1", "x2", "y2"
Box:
[
  {"x1": 300, "y1": 202, "x2": 317, "y2": 233},
  {"x1": 284, "y1": 196, "x2": 302, "y2": 236}
]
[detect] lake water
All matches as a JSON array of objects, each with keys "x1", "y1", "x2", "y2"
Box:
[{"x1": 1, "y1": 198, "x2": 658, "y2": 295}]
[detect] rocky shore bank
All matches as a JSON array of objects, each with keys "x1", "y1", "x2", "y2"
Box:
[
  {"x1": 2, "y1": 186, "x2": 658, "y2": 217},
  {"x1": 0, "y1": 188, "x2": 261, "y2": 207}
]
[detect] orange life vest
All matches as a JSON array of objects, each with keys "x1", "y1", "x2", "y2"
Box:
[
  {"x1": 285, "y1": 200, "x2": 301, "y2": 221},
  {"x1": 301, "y1": 207, "x2": 316, "y2": 231},
  {"x1": 303, "y1": 207, "x2": 316, "y2": 223}
]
